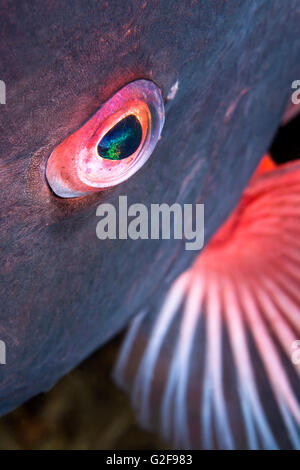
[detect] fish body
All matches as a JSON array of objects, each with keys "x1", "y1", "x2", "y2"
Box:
[{"x1": 0, "y1": 0, "x2": 300, "y2": 421}]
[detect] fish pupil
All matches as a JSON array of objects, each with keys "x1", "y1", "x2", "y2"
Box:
[{"x1": 98, "y1": 115, "x2": 143, "y2": 161}]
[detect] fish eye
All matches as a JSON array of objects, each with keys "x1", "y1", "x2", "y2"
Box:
[
  {"x1": 97, "y1": 114, "x2": 143, "y2": 161},
  {"x1": 46, "y1": 79, "x2": 165, "y2": 198}
]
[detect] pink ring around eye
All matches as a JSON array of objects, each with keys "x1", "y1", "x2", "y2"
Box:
[{"x1": 46, "y1": 79, "x2": 165, "y2": 198}]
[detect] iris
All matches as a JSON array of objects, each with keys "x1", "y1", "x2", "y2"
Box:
[{"x1": 98, "y1": 115, "x2": 142, "y2": 160}]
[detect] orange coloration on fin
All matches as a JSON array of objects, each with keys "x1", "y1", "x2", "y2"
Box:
[{"x1": 254, "y1": 153, "x2": 277, "y2": 176}]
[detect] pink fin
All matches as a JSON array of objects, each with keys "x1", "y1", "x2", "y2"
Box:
[{"x1": 114, "y1": 160, "x2": 300, "y2": 449}]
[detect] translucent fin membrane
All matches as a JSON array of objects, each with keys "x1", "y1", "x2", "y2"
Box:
[{"x1": 114, "y1": 159, "x2": 300, "y2": 449}]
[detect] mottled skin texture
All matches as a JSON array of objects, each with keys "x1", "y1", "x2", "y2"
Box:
[{"x1": 0, "y1": 0, "x2": 299, "y2": 416}]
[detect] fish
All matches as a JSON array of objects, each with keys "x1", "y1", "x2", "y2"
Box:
[
  {"x1": 0, "y1": 0, "x2": 300, "y2": 426},
  {"x1": 114, "y1": 154, "x2": 300, "y2": 449}
]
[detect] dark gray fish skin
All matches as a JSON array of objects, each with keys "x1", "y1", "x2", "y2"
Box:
[{"x1": 0, "y1": 0, "x2": 300, "y2": 416}]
